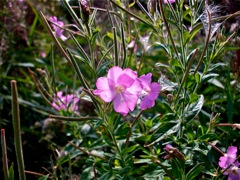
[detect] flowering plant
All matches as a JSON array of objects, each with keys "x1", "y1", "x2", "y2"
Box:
[
  {"x1": 94, "y1": 66, "x2": 160, "y2": 116},
  {"x1": 2, "y1": 0, "x2": 240, "y2": 179}
]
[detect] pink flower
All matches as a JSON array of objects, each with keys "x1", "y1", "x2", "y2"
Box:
[
  {"x1": 127, "y1": 40, "x2": 138, "y2": 52},
  {"x1": 94, "y1": 66, "x2": 142, "y2": 116},
  {"x1": 164, "y1": 144, "x2": 174, "y2": 151},
  {"x1": 41, "y1": 52, "x2": 46, "y2": 58},
  {"x1": 219, "y1": 146, "x2": 238, "y2": 169},
  {"x1": 224, "y1": 165, "x2": 240, "y2": 180},
  {"x1": 139, "y1": 73, "x2": 160, "y2": 110},
  {"x1": 163, "y1": 0, "x2": 175, "y2": 4},
  {"x1": 219, "y1": 146, "x2": 240, "y2": 179},
  {"x1": 49, "y1": 16, "x2": 67, "y2": 41},
  {"x1": 52, "y1": 91, "x2": 79, "y2": 112}
]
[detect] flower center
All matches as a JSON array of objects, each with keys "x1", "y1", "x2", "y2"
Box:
[
  {"x1": 115, "y1": 85, "x2": 125, "y2": 94},
  {"x1": 141, "y1": 88, "x2": 151, "y2": 97}
]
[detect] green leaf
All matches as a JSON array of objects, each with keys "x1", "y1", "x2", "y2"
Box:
[
  {"x1": 183, "y1": 31, "x2": 190, "y2": 45},
  {"x1": 184, "y1": 23, "x2": 202, "y2": 46},
  {"x1": 207, "y1": 63, "x2": 226, "y2": 72},
  {"x1": 208, "y1": 78, "x2": 224, "y2": 89},
  {"x1": 122, "y1": 145, "x2": 139, "y2": 157},
  {"x1": 80, "y1": 167, "x2": 93, "y2": 180},
  {"x1": 114, "y1": 121, "x2": 130, "y2": 140},
  {"x1": 38, "y1": 175, "x2": 49, "y2": 180},
  {"x1": 99, "y1": 171, "x2": 114, "y2": 180},
  {"x1": 186, "y1": 163, "x2": 204, "y2": 180},
  {"x1": 201, "y1": 73, "x2": 219, "y2": 83},
  {"x1": 147, "y1": 121, "x2": 180, "y2": 147},
  {"x1": 184, "y1": 73, "x2": 197, "y2": 89},
  {"x1": 9, "y1": 163, "x2": 14, "y2": 180},
  {"x1": 171, "y1": 159, "x2": 185, "y2": 180},
  {"x1": 57, "y1": 151, "x2": 82, "y2": 166},
  {"x1": 13, "y1": 63, "x2": 35, "y2": 67},
  {"x1": 198, "y1": 133, "x2": 219, "y2": 141},
  {"x1": 184, "y1": 95, "x2": 204, "y2": 122},
  {"x1": 196, "y1": 125, "x2": 204, "y2": 138},
  {"x1": 135, "y1": 135, "x2": 151, "y2": 142},
  {"x1": 169, "y1": 58, "x2": 183, "y2": 68},
  {"x1": 150, "y1": 42, "x2": 169, "y2": 54},
  {"x1": 129, "y1": 1, "x2": 135, "y2": 8},
  {"x1": 189, "y1": 93, "x2": 198, "y2": 104},
  {"x1": 119, "y1": 166, "x2": 131, "y2": 176}
]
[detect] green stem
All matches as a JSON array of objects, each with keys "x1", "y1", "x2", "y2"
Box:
[
  {"x1": 158, "y1": 0, "x2": 179, "y2": 60},
  {"x1": 113, "y1": 27, "x2": 119, "y2": 66},
  {"x1": 11, "y1": 80, "x2": 26, "y2": 180},
  {"x1": 174, "y1": 48, "x2": 199, "y2": 104},
  {"x1": 193, "y1": 9, "x2": 212, "y2": 75},
  {"x1": 49, "y1": 115, "x2": 101, "y2": 121},
  {"x1": 109, "y1": 0, "x2": 158, "y2": 33},
  {"x1": 69, "y1": 141, "x2": 106, "y2": 160},
  {"x1": 105, "y1": 126, "x2": 126, "y2": 167},
  {"x1": 125, "y1": 111, "x2": 143, "y2": 148},
  {"x1": 1, "y1": 129, "x2": 9, "y2": 180}
]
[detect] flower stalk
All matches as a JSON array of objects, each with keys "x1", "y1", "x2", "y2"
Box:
[
  {"x1": 1, "y1": 129, "x2": 9, "y2": 180},
  {"x1": 11, "y1": 80, "x2": 26, "y2": 180}
]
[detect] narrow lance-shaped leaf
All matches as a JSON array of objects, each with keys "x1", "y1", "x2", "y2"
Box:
[{"x1": 184, "y1": 95, "x2": 204, "y2": 122}]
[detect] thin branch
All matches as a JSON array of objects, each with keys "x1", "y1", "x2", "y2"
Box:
[{"x1": 69, "y1": 141, "x2": 106, "y2": 160}]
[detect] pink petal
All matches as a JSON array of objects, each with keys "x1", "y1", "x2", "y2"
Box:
[
  {"x1": 49, "y1": 16, "x2": 57, "y2": 23},
  {"x1": 148, "y1": 82, "x2": 160, "y2": 100},
  {"x1": 163, "y1": 0, "x2": 175, "y2": 4},
  {"x1": 139, "y1": 73, "x2": 152, "y2": 89},
  {"x1": 228, "y1": 146, "x2": 238, "y2": 158},
  {"x1": 126, "y1": 79, "x2": 142, "y2": 95},
  {"x1": 140, "y1": 96, "x2": 155, "y2": 110},
  {"x1": 122, "y1": 92, "x2": 138, "y2": 111},
  {"x1": 219, "y1": 155, "x2": 228, "y2": 169},
  {"x1": 123, "y1": 68, "x2": 138, "y2": 79},
  {"x1": 107, "y1": 66, "x2": 123, "y2": 82},
  {"x1": 117, "y1": 73, "x2": 135, "y2": 88},
  {"x1": 57, "y1": 91, "x2": 63, "y2": 98},
  {"x1": 94, "y1": 77, "x2": 115, "y2": 102},
  {"x1": 113, "y1": 95, "x2": 130, "y2": 116}
]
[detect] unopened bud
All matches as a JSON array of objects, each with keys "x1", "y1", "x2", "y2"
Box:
[
  {"x1": 234, "y1": 124, "x2": 240, "y2": 129},
  {"x1": 80, "y1": 0, "x2": 90, "y2": 24},
  {"x1": 163, "y1": 144, "x2": 185, "y2": 161},
  {"x1": 147, "y1": 0, "x2": 157, "y2": 15}
]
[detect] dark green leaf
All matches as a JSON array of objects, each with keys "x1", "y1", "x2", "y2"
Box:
[
  {"x1": 99, "y1": 171, "x2": 114, "y2": 180},
  {"x1": 38, "y1": 175, "x2": 49, "y2": 180},
  {"x1": 198, "y1": 133, "x2": 220, "y2": 141},
  {"x1": 171, "y1": 159, "x2": 185, "y2": 180},
  {"x1": 184, "y1": 95, "x2": 204, "y2": 122},
  {"x1": 147, "y1": 121, "x2": 180, "y2": 147},
  {"x1": 122, "y1": 145, "x2": 139, "y2": 157},
  {"x1": 119, "y1": 166, "x2": 131, "y2": 176},
  {"x1": 186, "y1": 163, "x2": 204, "y2": 180}
]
